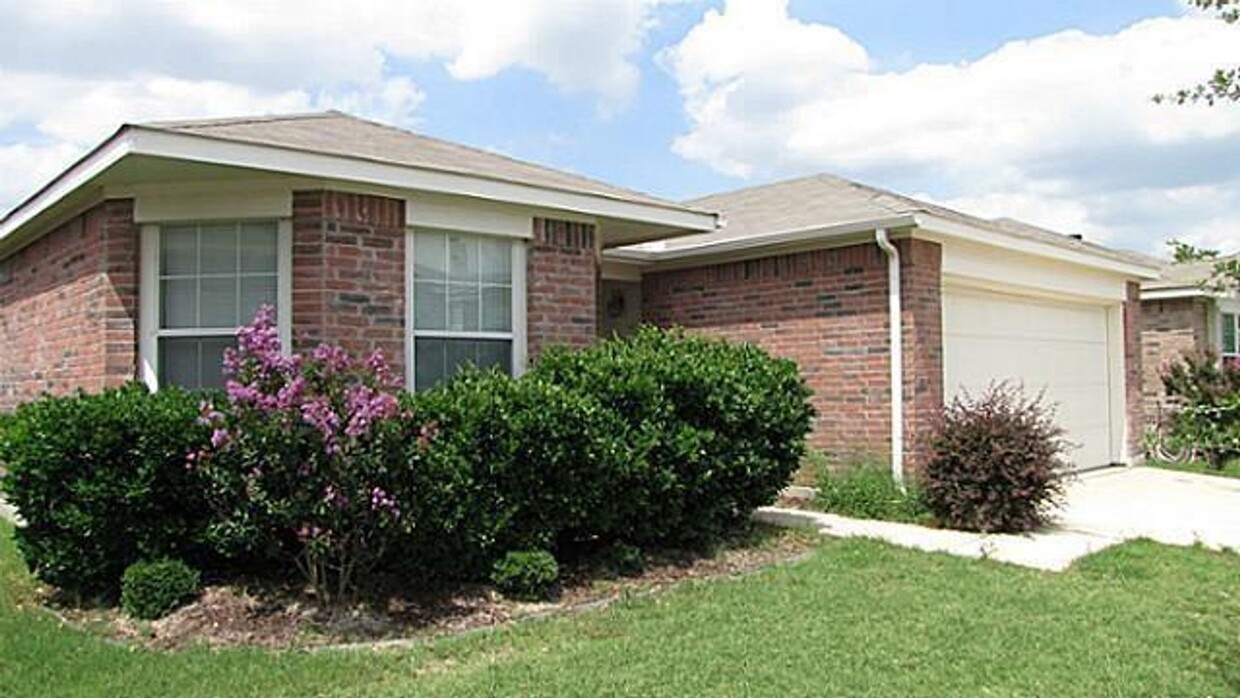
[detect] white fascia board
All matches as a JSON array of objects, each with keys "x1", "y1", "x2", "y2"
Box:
[
  {"x1": 1140, "y1": 286, "x2": 1211, "y2": 300},
  {"x1": 914, "y1": 212, "x2": 1160, "y2": 279},
  {"x1": 609, "y1": 215, "x2": 918, "y2": 266},
  {"x1": 0, "y1": 129, "x2": 134, "y2": 244},
  {"x1": 128, "y1": 128, "x2": 717, "y2": 233}
]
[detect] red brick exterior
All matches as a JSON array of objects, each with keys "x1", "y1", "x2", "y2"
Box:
[
  {"x1": 642, "y1": 238, "x2": 943, "y2": 471},
  {"x1": 1124, "y1": 282, "x2": 1144, "y2": 461},
  {"x1": 528, "y1": 218, "x2": 597, "y2": 362},
  {"x1": 292, "y1": 190, "x2": 406, "y2": 379},
  {"x1": 0, "y1": 200, "x2": 139, "y2": 411},
  {"x1": 1139, "y1": 295, "x2": 1209, "y2": 426}
]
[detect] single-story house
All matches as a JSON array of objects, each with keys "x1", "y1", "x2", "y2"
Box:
[
  {"x1": 1140, "y1": 254, "x2": 1240, "y2": 420},
  {"x1": 0, "y1": 111, "x2": 1159, "y2": 477}
]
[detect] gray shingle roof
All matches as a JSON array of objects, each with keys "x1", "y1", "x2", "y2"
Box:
[
  {"x1": 139, "y1": 111, "x2": 706, "y2": 215},
  {"x1": 1144, "y1": 252, "x2": 1240, "y2": 291},
  {"x1": 651, "y1": 173, "x2": 1154, "y2": 268}
]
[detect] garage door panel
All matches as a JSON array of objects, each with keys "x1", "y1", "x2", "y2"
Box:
[{"x1": 943, "y1": 287, "x2": 1115, "y2": 470}]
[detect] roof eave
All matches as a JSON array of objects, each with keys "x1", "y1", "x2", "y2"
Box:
[
  {"x1": 0, "y1": 125, "x2": 718, "y2": 250},
  {"x1": 913, "y1": 212, "x2": 1161, "y2": 279}
]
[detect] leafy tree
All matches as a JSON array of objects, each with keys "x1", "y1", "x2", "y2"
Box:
[
  {"x1": 1166, "y1": 239, "x2": 1239, "y2": 294},
  {"x1": 1154, "y1": 0, "x2": 1239, "y2": 105}
]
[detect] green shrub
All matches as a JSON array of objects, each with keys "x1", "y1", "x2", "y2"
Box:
[
  {"x1": 121, "y1": 558, "x2": 201, "y2": 620},
  {"x1": 490, "y1": 549, "x2": 559, "y2": 601},
  {"x1": 923, "y1": 383, "x2": 1068, "y2": 533},
  {"x1": 596, "y1": 542, "x2": 645, "y2": 578},
  {"x1": 813, "y1": 456, "x2": 931, "y2": 523},
  {"x1": 0, "y1": 384, "x2": 212, "y2": 598},
  {"x1": 532, "y1": 326, "x2": 815, "y2": 545},
  {"x1": 1162, "y1": 353, "x2": 1240, "y2": 469}
]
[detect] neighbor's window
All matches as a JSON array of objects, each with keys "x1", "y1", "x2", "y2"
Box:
[
  {"x1": 1223, "y1": 312, "x2": 1238, "y2": 357},
  {"x1": 412, "y1": 229, "x2": 516, "y2": 389},
  {"x1": 157, "y1": 221, "x2": 279, "y2": 390}
]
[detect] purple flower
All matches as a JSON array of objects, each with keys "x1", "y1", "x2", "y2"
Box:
[{"x1": 210, "y1": 428, "x2": 230, "y2": 449}]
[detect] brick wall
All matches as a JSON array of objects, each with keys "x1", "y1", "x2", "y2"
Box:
[
  {"x1": 0, "y1": 200, "x2": 139, "y2": 410},
  {"x1": 642, "y1": 238, "x2": 944, "y2": 471},
  {"x1": 1140, "y1": 295, "x2": 1209, "y2": 425},
  {"x1": 1124, "y1": 282, "x2": 1144, "y2": 461},
  {"x1": 292, "y1": 190, "x2": 406, "y2": 378},
  {"x1": 528, "y1": 218, "x2": 597, "y2": 362}
]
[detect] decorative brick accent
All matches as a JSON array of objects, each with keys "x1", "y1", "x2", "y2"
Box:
[
  {"x1": 1139, "y1": 295, "x2": 1208, "y2": 426},
  {"x1": 528, "y1": 218, "x2": 597, "y2": 362},
  {"x1": 642, "y1": 238, "x2": 944, "y2": 472},
  {"x1": 292, "y1": 190, "x2": 406, "y2": 378},
  {"x1": 0, "y1": 199, "x2": 139, "y2": 410}
]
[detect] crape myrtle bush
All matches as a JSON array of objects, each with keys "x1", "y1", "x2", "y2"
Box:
[
  {"x1": 531, "y1": 326, "x2": 816, "y2": 545},
  {"x1": 1, "y1": 313, "x2": 814, "y2": 602},
  {"x1": 923, "y1": 382, "x2": 1069, "y2": 533},
  {"x1": 1162, "y1": 352, "x2": 1240, "y2": 469},
  {"x1": 0, "y1": 384, "x2": 212, "y2": 598}
]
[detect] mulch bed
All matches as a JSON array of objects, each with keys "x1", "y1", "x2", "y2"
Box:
[{"x1": 47, "y1": 524, "x2": 819, "y2": 651}]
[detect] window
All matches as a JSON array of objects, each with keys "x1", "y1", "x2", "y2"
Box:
[
  {"x1": 152, "y1": 221, "x2": 281, "y2": 390},
  {"x1": 411, "y1": 229, "x2": 520, "y2": 389},
  {"x1": 1223, "y1": 312, "x2": 1238, "y2": 357}
]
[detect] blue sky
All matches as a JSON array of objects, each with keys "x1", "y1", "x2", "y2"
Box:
[{"x1": 0, "y1": 0, "x2": 1236, "y2": 254}]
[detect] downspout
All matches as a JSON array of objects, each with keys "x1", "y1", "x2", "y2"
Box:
[{"x1": 875, "y1": 228, "x2": 905, "y2": 489}]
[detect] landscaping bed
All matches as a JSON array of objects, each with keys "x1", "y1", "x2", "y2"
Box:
[{"x1": 40, "y1": 524, "x2": 817, "y2": 651}]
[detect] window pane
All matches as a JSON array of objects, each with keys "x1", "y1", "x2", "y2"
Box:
[
  {"x1": 414, "y1": 281, "x2": 447, "y2": 330},
  {"x1": 474, "y1": 340, "x2": 512, "y2": 374},
  {"x1": 161, "y1": 226, "x2": 197, "y2": 276},
  {"x1": 158, "y1": 336, "x2": 234, "y2": 391},
  {"x1": 239, "y1": 275, "x2": 277, "y2": 323},
  {"x1": 1224, "y1": 313, "x2": 1237, "y2": 354},
  {"x1": 161, "y1": 278, "x2": 198, "y2": 328},
  {"x1": 481, "y1": 286, "x2": 511, "y2": 331},
  {"x1": 414, "y1": 338, "x2": 447, "y2": 389},
  {"x1": 447, "y1": 283, "x2": 480, "y2": 331},
  {"x1": 480, "y1": 238, "x2": 511, "y2": 284},
  {"x1": 239, "y1": 222, "x2": 278, "y2": 273},
  {"x1": 447, "y1": 234, "x2": 477, "y2": 282},
  {"x1": 199, "y1": 224, "x2": 239, "y2": 274},
  {"x1": 414, "y1": 230, "x2": 446, "y2": 281},
  {"x1": 200, "y1": 277, "x2": 239, "y2": 327}
]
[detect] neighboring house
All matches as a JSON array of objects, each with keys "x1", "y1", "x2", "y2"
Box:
[
  {"x1": 1140, "y1": 254, "x2": 1240, "y2": 421},
  {"x1": 609, "y1": 175, "x2": 1158, "y2": 473},
  {"x1": 0, "y1": 112, "x2": 1159, "y2": 477}
]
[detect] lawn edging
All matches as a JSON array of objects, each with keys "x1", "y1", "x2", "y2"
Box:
[{"x1": 752, "y1": 505, "x2": 1119, "y2": 572}]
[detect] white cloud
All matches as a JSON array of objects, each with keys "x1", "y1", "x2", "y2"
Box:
[
  {"x1": 0, "y1": 0, "x2": 666, "y2": 213},
  {"x1": 664, "y1": 0, "x2": 1240, "y2": 254}
]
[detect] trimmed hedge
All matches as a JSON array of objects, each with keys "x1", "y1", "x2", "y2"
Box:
[
  {"x1": 121, "y1": 558, "x2": 201, "y2": 620},
  {"x1": 1, "y1": 327, "x2": 815, "y2": 599},
  {"x1": 0, "y1": 383, "x2": 212, "y2": 598},
  {"x1": 490, "y1": 549, "x2": 559, "y2": 601}
]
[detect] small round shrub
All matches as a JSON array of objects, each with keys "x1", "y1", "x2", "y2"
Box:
[
  {"x1": 597, "y1": 542, "x2": 645, "y2": 578},
  {"x1": 121, "y1": 558, "x2": 201, "y2": 620},
  {"x1": 490, "y1": 550, "x2": 559, "y2": 601},
  {"x1": 923, "y1": 383, "x2": 1069, "y2": 533}
]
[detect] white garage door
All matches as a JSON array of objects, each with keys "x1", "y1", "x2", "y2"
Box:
[{"x1": 943, "y1": 286, "x2": 1114, "y2": 470}]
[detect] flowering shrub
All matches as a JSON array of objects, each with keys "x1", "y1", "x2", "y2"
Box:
[
  {"x1": 194, "y1": 306, "x2": 422, "y2": 601},
  {"x1": 1162, "y1": 352, "x2": 1240, "y2": 468}
]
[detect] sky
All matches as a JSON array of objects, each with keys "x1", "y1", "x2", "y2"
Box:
[{"x1": 1, "y1": 0, "x2": 1237, "y2": 256}]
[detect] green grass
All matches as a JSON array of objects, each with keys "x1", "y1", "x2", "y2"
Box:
[
  {"x1": 3, "y1": 520, "x2": 1240, "y2": 696},
  {"x1": 1149, "y1": 457, "x2": 1240, "y2": 479},
  {"x1": 810, "y1": 454, "x2": 933, "y2": 524}
]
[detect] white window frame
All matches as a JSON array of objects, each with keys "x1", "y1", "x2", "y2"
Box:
[
  {"x1": 405, "y1": 228, "x2": 527, "y2": 391},
  {"x1": 139, "y1": 219, "x2": 293, "y2": 390},
  {"x1": 1221, "y1": 309, "x2": 1239, "y2": 358}
]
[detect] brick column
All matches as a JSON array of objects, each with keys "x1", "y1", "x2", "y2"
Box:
[
  {"x1": 291, "y1": 190, "x2": 406, "y2": 379},
  {"x1": 898, "y1": 238, "x2": 944, "y2": 474},
  {"x1": 527, "y1": 218, "x2": 598, "y2": 362},
  {"x1": 1124, "y1": 280, "x2": 1144, "y2": 462}
]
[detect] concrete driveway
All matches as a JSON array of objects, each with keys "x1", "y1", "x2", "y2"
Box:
[
  {"x1": 758, "y1": 465, "x2": 1240, "y2": 572},
  {"x1": 1057, "y1": 465, "x2": 1240, "y2": 552}
]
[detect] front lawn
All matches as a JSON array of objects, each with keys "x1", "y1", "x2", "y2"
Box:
[{"x1": 3, "y1": 521, "x2": 1239, "y2": 696}]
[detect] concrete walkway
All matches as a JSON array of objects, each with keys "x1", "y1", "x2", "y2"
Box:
[{"x1": 755, "y1": 466, "x2": 1240, "y2": 572}]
